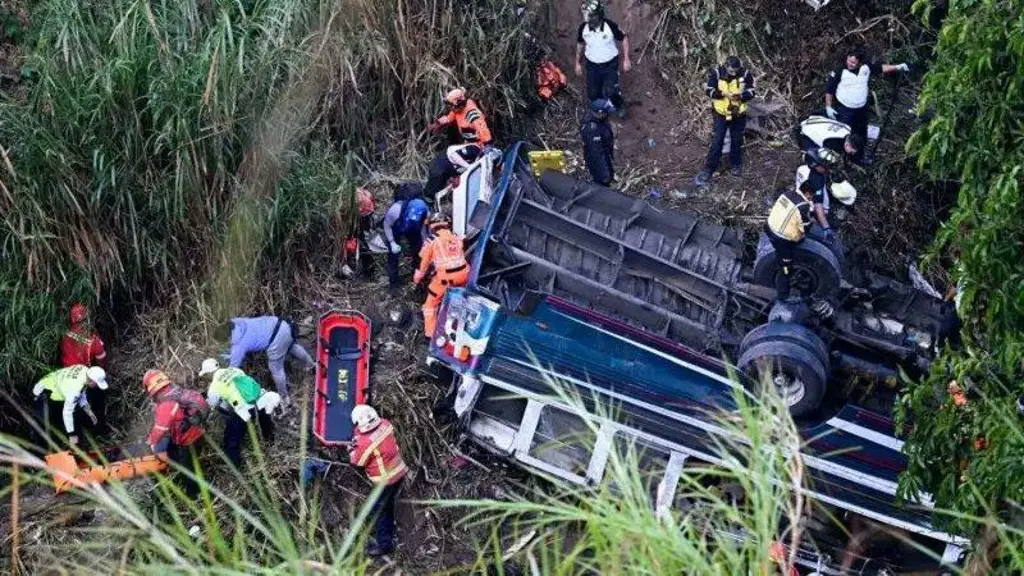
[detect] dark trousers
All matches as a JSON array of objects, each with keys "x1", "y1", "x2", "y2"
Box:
[
  {"x1": 386, "y1": 230, "x2": 424, "y2": 286},
  {"x1": 834, "y1": 103, "x2": 868, "y2": 161},
  {"x1": 424, "y1": 155, "x2": 457, "y2": 201},
  {"x1": 370, "y1": 478, "x2": 403, "y2": 549},
  {"x1": 222, "y1": 409, "x2": 274, "y2": 468},
  {"x1": 162, "y1": 440, "x2": 201, "y2": 498},
  {"x1": 84, "y1": 387, "x2": 107, "y2": 435},
  {"x1": 767, "y1": 229, "x2": 799, "y2": 301},
  {"x1": 36, "y1": 396, "x2": 68, "y2": 445},
  {"x1": 703, "y1": 113, "x2": 746, "y2": 173},
  {"x1": 585, "y1": 57, "x2": 623, "y2": 109}
]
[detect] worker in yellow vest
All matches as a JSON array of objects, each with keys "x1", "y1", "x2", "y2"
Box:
[
  {"x1": 32, "y1": 365, "x2": 108, "y2": 446},
  {"x1": 765, "y1": 180, "x2": 819, "y2": 302},
  {"x1": 199, "y1": 358, "x2": 280, "y2": 467},
  {"x1": 695, "y1": 56, "x2": 756, "y2": 186}
]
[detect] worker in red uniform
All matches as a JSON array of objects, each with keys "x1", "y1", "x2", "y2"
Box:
[
  {"x1": 413, "y1": 214, "x2": 470, "y2": 340},
  {"x1": 144, "y1": 369, "x2": 209, "y2": 497},
  {"x1": 346, "y1": 404, "x2": 408, "y2": 557},
  {"x1": 61, "y1": 303, "x2": 106, "y2": 368},
  {"x1": 428, "y1": 88, "x2": 493, "y2": 145},
  {"x1": 60, "y1": 303, "x2": 109, "y2": 434}
]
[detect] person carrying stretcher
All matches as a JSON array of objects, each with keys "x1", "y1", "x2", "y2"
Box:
[{"x1": 413, "y1": 214, "x2": 471, "y2": 339}]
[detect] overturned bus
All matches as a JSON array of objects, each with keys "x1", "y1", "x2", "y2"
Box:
[{"x1": 427, "y1": 143, "x2": 966, "y2": 573}]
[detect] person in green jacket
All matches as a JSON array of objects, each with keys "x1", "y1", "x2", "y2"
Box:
[
  {"x1": 32, "y1": 365, "x2": 108, "y2": 446},
  {"x1": 199, "y1": 358, "x2": 280, "y2": 467}
]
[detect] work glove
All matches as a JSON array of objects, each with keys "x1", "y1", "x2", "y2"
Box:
[
  {"x1": 389, "y1": 241, "x2": 402, "y2": 254},
  {"x1": 896, "y1": 63, "x2": 910, "y2": 73},
  {"x1": 825, "y1": 106, "x2": 837, "y2": 120},
  {"x1": 68, "y1": 434, "x2": 79, "y2": 446},
  {"x1": 413, "y1": 269, "x2": 425, "y2": 285}
]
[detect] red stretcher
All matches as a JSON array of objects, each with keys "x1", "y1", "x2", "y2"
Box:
[{"x1": 314, "y1": 310, "x2": 371, "y2": 445}]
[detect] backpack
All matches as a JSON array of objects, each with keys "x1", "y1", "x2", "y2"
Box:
[{"x1": 233, "y1": 374, "x2": 264, "y2": 404}]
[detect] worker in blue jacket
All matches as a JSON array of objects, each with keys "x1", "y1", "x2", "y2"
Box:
[
  {"x1": 580, "y1": 99, "x2": 615, "y2": 187},
  {"x1": 383, "y1": 186, "x2": 429, "y2": 290}
]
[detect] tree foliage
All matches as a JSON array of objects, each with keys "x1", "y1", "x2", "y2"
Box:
[{"x1": 898, "y1": 0, "x2": 1024, "y2": 538}]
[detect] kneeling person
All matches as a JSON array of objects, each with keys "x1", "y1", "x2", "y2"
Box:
[
  {"x1": 199, "y1": 359, "x2": 280, "y2": 467},
  {"x1": 414, "y1": 214, "x2": 471, "y2": 339},
  {"x1": 766, "y1": 180, "x2": 818, "y2": 302}
]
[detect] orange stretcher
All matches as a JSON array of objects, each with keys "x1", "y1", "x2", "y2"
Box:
[
  {"x1": 314, "y1": 310, "x2": 371, "y2": 445},
  {"x1": 45, "y1": 443, "x2": 168, "y2": 494}
]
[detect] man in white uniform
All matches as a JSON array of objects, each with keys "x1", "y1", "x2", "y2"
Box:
[{"x1": 575, "y1": 1, "x2": 631, "y2": 116}]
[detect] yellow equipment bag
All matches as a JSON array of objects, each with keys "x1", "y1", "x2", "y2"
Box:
[{"x1": 527, "y1": 150, "x2": 567, "y2": 179}]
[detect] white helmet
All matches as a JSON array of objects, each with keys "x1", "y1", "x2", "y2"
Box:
[
  {"x1": 256, "y1": 391, "x2": 282, "y2": 415},
  {"x1": 198, "y1": 358, "x2": 220, "y2": 377},
  {"x1": 351, "y1": 404, "x2": 381, "y2": 433},
  {"x1": 830, "y1": 180, "x2": 857, "y2": 206},
  {"x1": 86, "y1": 366, "x2": 109, "y2": 390}
]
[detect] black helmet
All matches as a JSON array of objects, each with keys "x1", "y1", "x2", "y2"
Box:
[{"x1": 725, "y1": 55, "x2": 742, "y2": 74}]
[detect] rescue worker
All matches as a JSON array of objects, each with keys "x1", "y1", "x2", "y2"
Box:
[
  {"x1": 60, "y1": 303, "x2": 106, "y2": 368},
  {"x1": 383, "y1": 189, "x2": 430, "y2": 290},
  {"x1": 423, "y1": 143, "x2": 484, "y2": 201},
  {"x1": 536, "y1": 58, "x2": 568, "y2": 100},
  {"x1": 695, "y1": 56, "x2": 755, "y2": 186},
  {"x1": 794, "y1": 147, "x2": 848, "y2": 229},
  {"x1": 824, "y1": 47, "x2": 909, "y2": 159},
  {"x1": 220, "y1": 315, "x2": 315, "y2": 400},
  {"x1": 796, "y1": 115, "x2": 865, "y2": 163},
  {"x1": 414, "y1": 214, "x2": 470, "y2": 339},
  {"x1": 765, "y1": 179, "x2": 818, "y2": 302},
  {"x1": 32, "y1": 365, "x2": 108, "y2": 446},
  {"x1": 199, "y1": 358, "x2": 280, "y2": 468},
  {"x1": 575, "y1": 1, "x2": 631, "y2": 115},
  {"x1": 345, "y1": 404, "x2": 408, "y2": 557},
  {"x1": 143, "y1": 369, "x2": 208, "y2": 497},
  {"x1": 340, "y1": 187, "x2": 377, "y2": 279},
  {"x1": 580, "y1": 99, "x2": 615, "y2": 186},
  {"x1": 428, "y1": 88, "x2": 492, "y2": 146},
  {"x1": 60, "y1": 303, "x2": 108, "y2": 434}
]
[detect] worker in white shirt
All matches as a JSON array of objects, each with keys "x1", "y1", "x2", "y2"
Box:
[{"x1": 575, "y1": 1, "x2": 631, "y2": 116}]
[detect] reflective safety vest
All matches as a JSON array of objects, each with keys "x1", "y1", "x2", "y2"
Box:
[
  {"x1": 767, "y1": 189, "x2": 812, "y2": 242},
  {"x1": 536, "y1": 59, "x2": 567, "y2": 100},
  {"x1": 209, "y1": 368, "x2": 262, "y2": 407},
  {"x1": 37, "y1": 365, "x2": 89, "y2": 402},
  {"x1": 439, "y1": 100, "x2": 493, "y2": 145},
  {"x1": 61, "y1": 326, "x2": 106, "y2": 367},
  {"x1": 710, "y1": 66, "x2": 751, "y2": 120},
  {"x1": 418, "y1": 229, "x2": 468, "y2": 277},
  {"x1": 350, "y1": 419, "x2": 408, "y2": 486}
]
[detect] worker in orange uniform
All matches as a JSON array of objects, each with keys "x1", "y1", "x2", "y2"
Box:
[
  {"x1": 60, "y1": 303, "x2": 108, "y2": 434},
  {"x1": 428, "y1": 88, "x2": 493, "y2": 146},
  {"x1": 340, "y1": 187, "x2": 378, "y2": 278},
  {"x1": 413, "y1": 214, "x2": 470, "y2": 340},
  {"x1": 143, "y1": 370, "x2": 209, "y2": 497},
  {"x1": 346, "y1": 404, "x2": 408, "y2": 557}
]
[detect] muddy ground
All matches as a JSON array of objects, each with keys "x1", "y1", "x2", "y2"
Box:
[{"x1": 2, "y1": 0, "x2": 956, "y2": 573}]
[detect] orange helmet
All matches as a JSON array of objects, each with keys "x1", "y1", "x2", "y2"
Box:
[
  {"x1": 70, "y1": 303, "x2": 89, "y2": 324},
  {"x1": 356, "y1": 187, "x2": 375, "y2": 217},
  {"x1": 143, "y1": 369, "x2": 172, "y2": 397},
  {"x1": 427, "y1": 212, "x2": 451, "y2": 233}
]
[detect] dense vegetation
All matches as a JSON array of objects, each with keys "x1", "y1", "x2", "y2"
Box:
[
  {"x1": 0, "y1": 0, "x2": 531, "y2": 391},
  {"x1": 897, "y1": 0, "x2": 1024, "y2": 561}
]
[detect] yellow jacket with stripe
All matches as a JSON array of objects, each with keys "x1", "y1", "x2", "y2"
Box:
[
  {"x1": 767, "y1": 188, "x2": 813, "y2": 242},
  {"x1": 706, "y1": 65, "x2": 755, "y2": 120}
]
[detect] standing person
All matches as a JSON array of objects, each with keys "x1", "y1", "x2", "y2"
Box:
[
  {"x1": 765, "y1": 180, "x2": 818, "y2": 303},
  {"x1": 32, "y1": 365, "x2": 108, "y2": 446},
  {"x1": 60, "y1": 303, "x2": 108, "y2": 433},
  {"x1": 340, "y1": 187, "x2": 378, "y2": 279},
  {"x1": 346, "y1": 404, "x2": 408, "y2": 557},
  {"x1": 220, "y1": 315, "x2": 315, "y2": 400},
  {"x1": 422, "y1": 143, "x2": 484, "y2": 201},
  {"x1": 580, "y1": 99, "x2": 616, "y2": 186},
  {"x1": 199, "y1": 359, "x2": 280, "y2": 468},
  {"x1": 383, "y1": 188, "x2": 430, "y2": 291},
  {"x1": 695, "y1": 55, "x2": 755, "y2": 186},
  {"x1": 824, "y1": 47, "x2": 909, "y2": 160},
  {"x1": 413, "y1": 214, "x2": 470, "y2": 339},
  {"x1": 428, "y1": 88, "x2": 493, "y2": 146},
  {"x1": 575, "y1": 1, "x2": 631, "y2": 116},
  {"x1": 143, "y1": 369, "x2": 208, "y2": 497}
]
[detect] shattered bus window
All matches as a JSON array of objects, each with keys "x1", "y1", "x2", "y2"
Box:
[{"x1": 529, "y1": 406, "x2": 595, "y2": 477}]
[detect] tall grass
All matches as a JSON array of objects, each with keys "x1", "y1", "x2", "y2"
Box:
[{"x1": 0, "y1": 0, "x2": 531, "y2": 387}]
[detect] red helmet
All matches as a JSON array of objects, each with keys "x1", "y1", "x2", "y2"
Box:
[
  {"x1": 356, "y1": 187, "x2": 376, "y2": 217},
  {"x1": 143, "y1": 369, "x2": 171, "y2": 397},
  {"x1": 70, "y1": 303, "x2": 89, "y2": 324}
]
